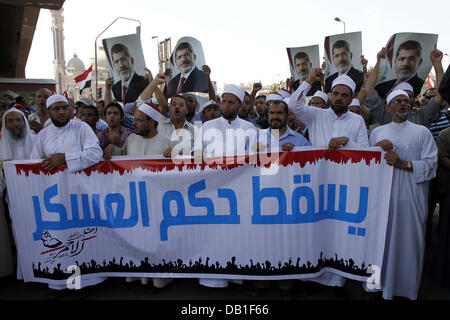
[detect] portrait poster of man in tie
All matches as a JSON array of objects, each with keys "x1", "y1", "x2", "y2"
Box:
[
  {"x1": 374, "y1": 32, "x2": 439, "y2": 99},
  {"x1": 102, "y1": 33, "x2": 148, "y2": 104},
  {"x1": 165, "y1": 37, "x2": 209, "y2": 98},
  {"x1": 323, "y1": 31, "x2": 365, "y2": 94}
]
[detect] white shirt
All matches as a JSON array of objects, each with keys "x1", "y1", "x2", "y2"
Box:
[
  {"x1": 31, "y1": 120, "x2": 103, "y2": 172},
  {"x1": 369, "y1": 120, "x2": 437, "y2": 300},
  {"x1": 196, "y1": 116, "x2": 258, "y2": 158},
  {"x1": 28, "y1": 111, "x2": 51, "y2": 134},
  {"x1": 158, "y1": 117, "x2": 199, "y2": 155},
  {"x1": 116, "y1": 132, "x2": 170, "y2": 156},
  {"x1": 288, "y1": 81, "x2": 369, "y2": 147}
]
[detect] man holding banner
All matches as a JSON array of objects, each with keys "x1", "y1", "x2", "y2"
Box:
[{"x1": 370, "y1": 89, "x2": 437, "y2": 300}]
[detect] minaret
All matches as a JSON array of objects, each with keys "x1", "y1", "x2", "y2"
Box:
[{"x1": 50, "y1": 8, "x2": 66, "y2": 94}]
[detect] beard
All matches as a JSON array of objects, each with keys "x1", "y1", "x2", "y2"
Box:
[
  {"x1": 396, "y1": 68, "x2": 414, "y2": 81},
  {"x1": 336, "y1": 62, "x2": 350, "y2": 74},
  {"x1": 331, "y1": 103, "x2": 348, "y2": 115},
  {"x1": 179, "y1": 63, "x2": 194, "y2": 74},
  {"x1": 118, "y1": 68, "x2": 132, "y2": 82},
  {"x1": 136, "y1": 129, "x2": 150, "y2": 137},
  {"x1": 298, "y1": 72, "x2": 309, "y2": 82},
  {"x1": 8, "y1": 127, "x2": 25, "y2": 140},
  {"x1": 51, "y1": 116, "x2": 70, "y2": 127},
  {"x1": 395, "y1": 112, "x2": 409, "y2": 121},
  {"x1": 222, "y1": 110, "x2": 238, "y2": 120}
]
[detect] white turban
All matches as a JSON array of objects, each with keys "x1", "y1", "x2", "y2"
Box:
[
  {"x1": 138, "y1": 102, "x2": 162, "y2": 122},
  {"x1": 266, "y1": 93, "x2": 283, "y2": 102},
  {"x1": 331, "y1": 74, "x2": 356, "y2": 95},
  {"x1": 46, "y1": 94, "x2": 68, "y2": 108},
  {"x1": 0, "y1": 107, "x2": 35, "y2": 161},
  {"x1": 393, "y1": 82, "x2": 414, "y2": 94},
  {"x1": 349, "y1": 98, "x2": 360, "y2": 107},
  {"x1": 312, "y1": 90, "x2": 329, "y2": 103},
  {"x1": 386, "y1": 89, "x2": 409, "y2": 105},
  {"x1": 200, "y1": 100, "x2": 220, "y2": 113},
  {"x1": 222, "y1": 84, "x2": 245, "y2": 103},
  {"x1": 277, "y1": 89, "x2": 291, "y2": 99}
]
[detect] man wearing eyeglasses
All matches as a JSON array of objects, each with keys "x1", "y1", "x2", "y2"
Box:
[
  {"x1": 369, "y1": 89, "x2": 437, "y2": 300},
  {"x1": 31, "y1": 94, "x2": 103, "y2": 173},
  {"x1": 165, "y1": 42, "x2": 209, "y2": 98}
]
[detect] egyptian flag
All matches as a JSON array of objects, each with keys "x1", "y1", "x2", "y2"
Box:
[
  {"x1": 427, "y1": 75, "x2": 435, "y2": 88},
  {"x1": 75, "y1": 65, "x2": 93, "y2": 93}
]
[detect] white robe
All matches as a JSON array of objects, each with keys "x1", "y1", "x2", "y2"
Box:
[
  {"x1": 289, "y1": 82, "x2": 368, "y2": 287},
  {"x1": 197, "y1": 116, "x2": 258, "y2": 158},
  {"x1": 31, "y1": 120, "x2": 103, "y2": 172},
  {"x1": 0, "y1": 108, "x2": 36, "y2": 279},
  {"x1": 370, "y1": 120, "x2": 437, "y2": 299},
  {"x1": 114, "y1": 132, "x2": 169, "y2": 156},
  {"x1": 288, "y1": 81, "x2": 369, "y2": 147},
  {"x1": 29, "y1": 119, "x2": 104, "y2": 289}
]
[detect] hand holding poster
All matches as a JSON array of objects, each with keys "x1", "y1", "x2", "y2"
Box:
[
  {"x1": 287, "y1": 45, "x2": 322, "y2": 95},
  {"x1": 374, "y1": 32, "x2": 439, "y2": 99},
  {"x1": 166, "y1": 36, "x2": 209, "y2": 98},
  {"x1": 324, "y1": 31, "x2": 365, "y2": 93},
  {"x1": 4, "y1": 148, "x2": 392, "y2": 288},
  {"x1": 102, "y1": 33, "x2": 149, "y2": 103}
]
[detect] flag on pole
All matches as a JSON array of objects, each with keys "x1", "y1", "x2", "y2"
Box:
[
  {"x1": 427, "y1": 75, "x2": 435, "y2": 88},
  {"x1": 75, "y1": 65, "x2": 93, "y2": 93}
]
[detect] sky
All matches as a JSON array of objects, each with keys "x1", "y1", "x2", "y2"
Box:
[{"x1": 25, "y1": 0, "x2": 450, "y2": 88}]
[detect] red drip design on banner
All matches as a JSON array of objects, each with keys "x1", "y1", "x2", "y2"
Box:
[{"x1": 16, "y1": 149, "x2": 381, "y2": 177}]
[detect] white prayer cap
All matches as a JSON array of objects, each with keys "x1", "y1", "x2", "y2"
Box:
[
  {"x1": 349, "y1": 98, "x2": 360, "y2": 107},
  {"x1": 200, "y1": 100, "x2": 220, "y2": 113},
  {"x1": 77, "y1": 97, "x2": 94, "y2": 106},
  {"x1": 46, "y1": 94, "x2": 68, "y2": 108},
  {"x1": 222, "y1": 84, "x2": 245, "y2": 103},
  {"x1": 266, "y1": 93, "x2": 283, "y2": 102},
  {"x1": 312, "y1": 90, "x2": 329, "y2": 103},
  {"x1": 277, "y1": 89, "x2": 291, "y2": 99},
  {"x1": 331, "y1": 74, "x2": 356, "y2": 95},
  {"x1": 138, "y1": 102, "x2": 162, "y2": 122},
  {"x1": 393, "y1": 82, "x2": 414, "y2": 94},
  {"x1": 386, "y1": 89, "x2": 409, "y2": 105}
]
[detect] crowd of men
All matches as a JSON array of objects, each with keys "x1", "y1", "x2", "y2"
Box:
[{"x1": 1, "y1": 44, "x2": 450, "y2": 300}]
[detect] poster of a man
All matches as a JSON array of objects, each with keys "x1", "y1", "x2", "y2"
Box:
[
  {"x1": 102, "y1": 33, "x2": 148, "y2": 104},
  {"x1": 324, "y1": 32, "x2": 364, "y2": 94},
  {"x1": 287, "y1": 45, "x2": 321, "y2": 96},
  {"x1": 374, "y1": 33, "x2": 439, "y2": 99},
  {"x1": 165, "y1": 37, "x2": 209, "y2": 98}
]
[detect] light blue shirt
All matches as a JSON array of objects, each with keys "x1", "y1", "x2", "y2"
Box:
[{"x1": 258, "y1": 126, "x2": 311, "y2": 149}]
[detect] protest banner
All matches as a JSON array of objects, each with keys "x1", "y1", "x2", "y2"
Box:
[{"x1": 4, "y1": 148, "x2": 392, "y2": 287}]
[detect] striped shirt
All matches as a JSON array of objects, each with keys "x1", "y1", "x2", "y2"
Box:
[{"x1": 429, "y1": 111, "x2": 450, "y2": 140}]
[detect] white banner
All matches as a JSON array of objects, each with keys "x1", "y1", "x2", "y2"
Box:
[{"x1": 4, "y1": 147, "x2": 392, "y2": 287}]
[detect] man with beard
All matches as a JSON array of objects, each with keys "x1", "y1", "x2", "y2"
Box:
[
  {"x1": 103, "y1": 102, "x2": 170, "y2": 159},
  {"x1": 362, "y1": 47, "x2": 444, "y2": 128},
  {"x1": 292, "y1": 52, "x2": 322, "y2": 96},
  {"x1": 290, "y1": 69, "x2": 368, "y2": 149},
  {"x1": 325, "y1": 40, "x2": 364, "y2": 94},
  {"x1": 369, "y1": 89, "x2": 437, "y2": 299},
  {"x1": 375, "y1": 40, "x2": 425, "y2": 99},
  {"x1": 165, "y1": 42, "x2": 209, "y2": 98},
  {"x1": 30, "y1": 94, "x2": 104, "y2": 290},
  {"x1": 0, "y1": 107, "x2": 36, "y2": 280},
  {"x1": 110, "y1": 43, "x2": 148, "y2": 104},
  {"x1": 197, "y1": 84, "x2": 258, "y2": 160},
  {"x1": 254, "y1": 100, "x2": 311, "y2": 152},
  {"x1": 31, "y1": 94, "x2": 103, "y2": 173},
  {"x1": 28, "y1": 88, "x2": 52, "y2": 134}
]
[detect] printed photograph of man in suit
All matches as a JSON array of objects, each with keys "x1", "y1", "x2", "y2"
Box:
[
  {"x1": 291, "y1": 51, "x2": 322, "y2": 96},
  {"x1": 324, "y1": 39, "x2": 364, "y2": 94},
  {"x1": 375, "y1": 40, "x2": 424, "y2": 99},
  {"x1": 110, "y1": 43, "x2": 148, "y2": 104},
  {"x1": 165, "y1": 41, "x2": 209, "y2": 98}
]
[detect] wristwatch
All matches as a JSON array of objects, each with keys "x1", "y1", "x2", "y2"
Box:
[{"x1": 406, "y1": 161, "x2": 413, "y2": 170}]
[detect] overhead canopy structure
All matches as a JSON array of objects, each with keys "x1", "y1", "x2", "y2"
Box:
[{"x1": 0, "y1": 0, "x2": 65, "y2": 78}]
